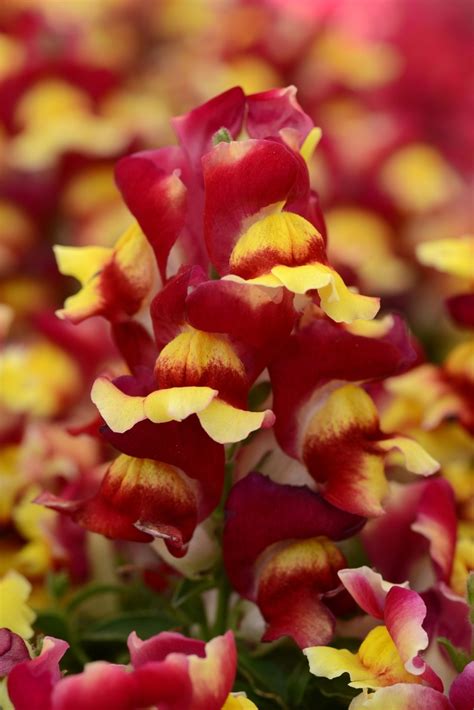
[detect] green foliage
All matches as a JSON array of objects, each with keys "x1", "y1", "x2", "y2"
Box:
[
  {"x1": 233, "y1": 640, "x2": 357, "y2": 709},
  {"x1": 437, "y1": 637, "x2": 472, "y2": 673},
  {"x1": 46, "y1": 571, "x2": 70, "y2": 600},
  {"x1": 248, "y1": 381, "x2": 272, "y2": 410},
  {"x1": 468, "y1": 573, "x2": 474, "y2": 624},
  {"x1": 80, "y1": 610, "x2": 177, "y2": 643}
]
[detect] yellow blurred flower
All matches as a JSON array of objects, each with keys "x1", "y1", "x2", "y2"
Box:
[{"x1": 0, "y1": 570, "x2": 36, "y2": 639}]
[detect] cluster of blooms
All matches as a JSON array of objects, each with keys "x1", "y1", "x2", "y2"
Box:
[
  {"x1": 0, "y1": 1, "x2": 472, "y2": 709},
  {"x1": 0, "y1": 84, "x2": 471, "y2": 709}
]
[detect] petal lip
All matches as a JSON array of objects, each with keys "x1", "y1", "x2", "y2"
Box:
[
  {"x1": 197, "y1": 399, "x2": 275, "y2": 444},
  {"x1": 91, "y1": 377, "x2": 146, "y2": 434}
]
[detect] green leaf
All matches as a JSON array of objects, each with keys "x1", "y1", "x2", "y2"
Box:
[
  {"x1": 237, "y1": 648, "x2": 289, "y2": 709},
  {"x1": 248, "y1": 381, "x2": 272, "y2": 410},
  {"x1": 286, "y1": 658, "x2": 312, "y2": 706},
  {"x1": 34, "y1": 610, "x2": 70, "y2": 641},
  {"x1": 66, "y1": 583, "x2": 124, "y2": 614},
  {"x1": 437, "y1": 637, "x2": 471, "y2": 672},
  {"x1": 172, "y1": 576, "x2": 214, "y2": 608},
  {"x1": 80, "y1": 610, "x2": 177, "y2": 643},
  {"x1": 307, "y1": 674, "x2": 358, "y2": 702},
  {"x1": 467, "y1": 573, "x2": 474, "y2": 624}
]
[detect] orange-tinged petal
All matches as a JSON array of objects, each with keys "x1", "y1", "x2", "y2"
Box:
[
  {"x1": 257, "y1": 536, "x2": 345, "y2": 648},
  {"x1": 303, "y1": 384, "x2": 388, "y2": 516},
  {"x1": 229, "y1": 211, "x2": 326, "y2": 279},
  {"x1": 41, "y1": 455, "x2": 198, "y2": 550},
  {"x1": 197, "y1": 399, "x2": 274, "y2": 444},
  {"x1": 155, "y1": 326, "x2": 247, "y2": 403}
]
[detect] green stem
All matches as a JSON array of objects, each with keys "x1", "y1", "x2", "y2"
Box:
[{"x1": 212, "y1": 571, "x2": 232, "y2": 636}]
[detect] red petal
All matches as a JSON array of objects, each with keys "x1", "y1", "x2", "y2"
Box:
[
  {"x1": 446, "y1": 293, "x2": 474, "y2": 328},
  {"x1": 102, "y1": 417, "x2": 225, "y2": 522},
  {"x1": 247, "y1": 86, "x2": 313, "y2": 146},
  {"x1": 115, "y1": 147, "x2": 187, "y2": 280},
  {"x1": 203, "y1": 138, "x2": 310, "y2": 275},
  {"x1": 270, "y1": 316, "x2": 417, "y2": 456},
  {"x1": 172, "y1": 86, "x2": 245, "y2": 171},
  {"x1": 362, "y1": 478, "x2": 457, "y2": 584}
]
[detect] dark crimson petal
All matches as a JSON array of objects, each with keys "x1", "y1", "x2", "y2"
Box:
[
  {"x1": 270, "y1": 316, "x2": 417, "y2": 455},
  {"x1": 422, "y1": 585, "x2": 471, "y2": 654},
  {"x1": 246, "y1": 86, "x2": 313, "y2": 145},
  {"x1": 186, "y1": 279, "x2": 297, "y2": 349},
  {"x1": 449, "y1": 662, "x2": 474, "y2": 710},
  {"x1": 446, "y1": 293, "x2": 474, "y2": 328},
  {"x1": 150, "y1": 266, "x2": 207, "y2": 350},
  {"x1": 111, "y1": 320, "x2": 157, "y2": 373},
  {"x1": 39, "y1": 455, "x2": 199, "y2": 554},
  {"x1": 172, "y1": 86, "x2": 245, "y2": 172},
  {"x1": 362, "y1": 478, "x2": 457, "y2": 584},
  {"x1": 256, "y1": 537, "x2": 346, "y2": 648},
  {"x1": 115, "y1": 146, "x2": 188, "y2": 280},
  {"x1": 203, "y1": 138, "x2": 310, "y2": 275},
  {"x1": 223, "y1": 472, "x2": 364, "y2": 596},
  {"x1": 0, "y1": 629, "x2": 29, "y2": 676},
  {"x1": 102, "y1": 417, "x2": 225, "y2": 520}
]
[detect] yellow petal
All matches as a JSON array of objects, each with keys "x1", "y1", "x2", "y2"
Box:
[
  {"x1": 90, "y1": 377, "x2": 146, "y2": 433},
  {"x1": 300, "y1": 126, "x2": 322, "y2": 165},
  {"x1": 317, "y1": 268, "x2": 380, "y2": 323},
  {"x1": 378, "y1": 437, "x2": 439, "y2": 475},
  {"x1": 305, "y1": 626, "x2": 421, "y2": 690},
  {"x1": 416, "y1": 236, "x2": 474, "y2": 279},
  {"x1": 53, "y1": 244, "x2": 111, "y2": 285},
  {"x1": 197, "y1": 399, "x2": 274, "y2": 444},
  {"x1": 0, "y1": 571, "x2": 36, "y2": 639},
  {"x1": 144, "y1": 386, "x2": 218, "y2": 423},
  {"x1": 271, "y1": 263, "x2": 332, "y2": 294},
  {"x1": 305, "y1": 645, "x2": 369, "y2": 684},
  {"x1": 56, "y1": 279, "x2": 102, "y2": 322}
]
